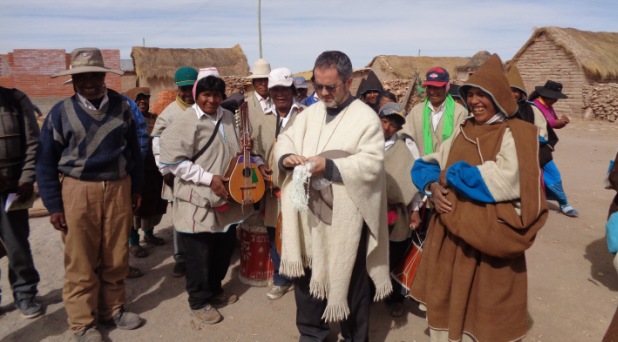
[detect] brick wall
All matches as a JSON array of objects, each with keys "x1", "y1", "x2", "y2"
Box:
[
  {"x1": 515, "y1": 34, "x2": 587, "y2": 118},
  {"x1": 151, "y1": 90, "x2": 176, "y2": 115},
  {"x1": 0, "y1": 48, "x2": 122, "y2": 100}
]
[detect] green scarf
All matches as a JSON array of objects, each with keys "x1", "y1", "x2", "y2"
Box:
[
  {"x1": 175, "y1": 95, "x2": 192, "y2": 111},
  {"x1": 422, "y1": 95, "x2": 455, "y2": 155}
]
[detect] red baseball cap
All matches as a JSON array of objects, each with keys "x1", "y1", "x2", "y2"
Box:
[{"x1": 422, "y1": 67, "x2": 450, "y2": 87}]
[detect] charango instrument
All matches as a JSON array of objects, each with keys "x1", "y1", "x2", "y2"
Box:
[{"x1": 225, "y1": 102, "x2": 265, "y2": 206}]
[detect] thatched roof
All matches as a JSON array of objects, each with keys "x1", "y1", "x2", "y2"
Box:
[
  {"x1": 131, "y1": 45, "x2": 250, "y2": 80},
  {"x1": 455, "y1": 51, "x2": 492, "y2": 71},
  {"x1": 366, "y1": 55, "x2": 472, "y2": 81},
  {"x1": 510, "y1": 27, "x2": 618, "y2": 81}
]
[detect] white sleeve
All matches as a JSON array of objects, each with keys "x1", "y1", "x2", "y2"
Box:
[
  {"x1": 404, "y1": 137, "x2": 421, "y2": 160},
  {"x1": 253, "y1": 155, "x2": 265, "y2": 167},
  {"x1": 167, "y1": 160, "x2": 214, "y2": 186},
  {"x1": 152, "y1": 137, "x2": 170, "y2": 176},
  {"x1": 411, "y1": 193, "x2": 425, "y2": 211}
]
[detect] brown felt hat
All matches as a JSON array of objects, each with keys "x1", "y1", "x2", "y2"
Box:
[
  {"x1": 506, "y1": 63, "x2": 527, "y2": 99},
  {"x1": 458, "y1": 54, "x2": 517, "y2": 117},
  {"x1": 124, "y1": 87, "x2": 151, "y2": 102},
  {"x1": 52, "y1": 47, "x2": 123, "y2": 78},
  {"x1": 308, "y1": 150, "x2": 351, "y2": 224}
]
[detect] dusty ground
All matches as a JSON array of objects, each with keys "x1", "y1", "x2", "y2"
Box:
[{"x1": 1, "y1": 118, "x2": 618, "y2": 342}]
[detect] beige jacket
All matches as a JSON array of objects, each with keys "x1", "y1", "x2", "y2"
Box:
[
  {"x1": 400, "y1": 100, "x2": 468, "y2": 156},
  {"x1": 159, "y1": 106, "x2": 251, "y2": 233}
]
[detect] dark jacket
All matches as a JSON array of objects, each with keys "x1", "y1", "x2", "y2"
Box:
[
  {"x1": 0, "y1": 87, "x2": 40, "y2": 192},
  {"x1": 516, "y1": 100, "x2": 558, "y2": 167}
]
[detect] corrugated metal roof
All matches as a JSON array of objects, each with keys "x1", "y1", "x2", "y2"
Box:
[{"x1": 120, "y1": 59, "x2": 134, "y2": 72}]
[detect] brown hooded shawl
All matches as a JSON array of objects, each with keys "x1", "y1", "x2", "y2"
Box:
[{"x1": 411, "y1": 54, "x2": 548, "y2": 341}]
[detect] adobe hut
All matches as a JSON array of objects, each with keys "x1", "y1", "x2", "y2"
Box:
[
  {"x1": 508, "y1": 27, "x2": 618, "y2": 120},
  {"x1": 454, "y1": 51, "x2": 491, "y2": 81},
  {"x1": 131, "y1": 45, "x2": 250, "y2": 113}
]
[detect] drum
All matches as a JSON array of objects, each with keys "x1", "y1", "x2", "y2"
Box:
[
  {"x1": 239, "y1": 223, "x2": 273, "y2": 286},
  {"x1": 390, "y1": 239, "x2": 423, "y2": 292}
]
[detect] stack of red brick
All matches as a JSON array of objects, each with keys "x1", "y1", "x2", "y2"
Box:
[{"x1": 0, "y1": 49, "x2": 122, "y2": 97}]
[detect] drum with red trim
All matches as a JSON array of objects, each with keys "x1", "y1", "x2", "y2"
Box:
[
  {"x1": 239, "y1": 224, "x2": 273, "y2": 286},
  {"x1": 391, "y1": 240, "x2": 423, "y2": 292}
]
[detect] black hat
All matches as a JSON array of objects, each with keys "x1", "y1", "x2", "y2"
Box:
[
  {"x1": 535, "y1": 80, "x2": 568, "y2": 100},
  {"x1": 448, "y1": 83, "x2": 461, "y2": 99}
]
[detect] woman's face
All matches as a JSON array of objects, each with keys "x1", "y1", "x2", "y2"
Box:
[
  {"x1": 541, "y1": 96, "x2": 558, "y2": 107},
  {"x1": 196, "y1": 90, "x2": 223, "y2": 115},
  {"x1": 466, "y1": 87, "x2": 497, "y2": 123}
]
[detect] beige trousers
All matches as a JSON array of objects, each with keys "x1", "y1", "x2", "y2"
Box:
[{"x1": 61, "y1": 176, "x2": 132, "y2": 332}]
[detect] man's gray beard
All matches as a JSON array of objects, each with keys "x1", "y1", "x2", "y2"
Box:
[{"x1": 323, "y1": 100, "x2": 337, "y2": 108}]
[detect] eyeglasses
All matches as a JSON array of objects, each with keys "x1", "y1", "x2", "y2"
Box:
[{"x1": 314, "y1": 82, "x2": 342, "y2": 92}]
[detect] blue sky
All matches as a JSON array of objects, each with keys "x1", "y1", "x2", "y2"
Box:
[{"x1": 1, "y1": 0, "x2": 616, "y2": 73}]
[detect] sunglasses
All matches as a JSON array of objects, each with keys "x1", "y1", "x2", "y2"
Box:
[{"x1": 314, "y1": 82, "x2": 342, "y2": 92}]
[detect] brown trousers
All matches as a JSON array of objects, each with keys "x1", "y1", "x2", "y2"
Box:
[{"x1": 61, "y1": 176, "x2": 132, "y2": 332}]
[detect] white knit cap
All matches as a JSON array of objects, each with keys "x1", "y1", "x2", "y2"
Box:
[{"x1": 197, "y1": 67, "x2": 220, "y2": 80}]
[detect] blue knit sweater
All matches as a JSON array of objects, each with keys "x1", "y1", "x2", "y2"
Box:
[{"x1": 36, "y1": 90, "x2": 144, "y2": 214}]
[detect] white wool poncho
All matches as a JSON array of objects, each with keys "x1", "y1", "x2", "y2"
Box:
[{"x1": 273, "y1": 99, "x2": 392, "y2": 322}]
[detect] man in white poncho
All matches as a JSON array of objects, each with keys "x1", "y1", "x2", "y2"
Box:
[{"x1": 273, "y1": 50, "x2": 391, "y2": 341}]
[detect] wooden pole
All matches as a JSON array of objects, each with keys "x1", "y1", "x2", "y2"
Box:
[{"x1": 258, "y1": 0, "x2": 263, "y2": 58}]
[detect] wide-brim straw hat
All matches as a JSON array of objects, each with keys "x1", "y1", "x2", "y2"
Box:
[
  {"x1": 51, "y1": 47, "x2": 123, "y2": 78},
  {"x1": 247, "y1": 58, "x2": 271, "y2": 79}
]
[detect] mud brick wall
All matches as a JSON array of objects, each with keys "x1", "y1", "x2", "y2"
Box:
[{"x1": 514, "y1": 34, "x2": 586, "y2": 118}]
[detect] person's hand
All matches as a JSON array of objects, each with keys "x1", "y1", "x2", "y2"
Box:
[
  {"x1": 50, "y1": 211, "x2": 68, "y2": 233},
  {"x1": 132, "y1": 194, "x2": 142, "y2": 214},
  {"x1": 258, "y1": 165, "x2": 272, "y2": 181},
  {"x1": 16, "y1": 182, "x2": 34, "y2": 202},
  {"x1": 241, "y1": 136, "x2": 253, "y2": 150},
  {"x1": 554, "y1": 116, "x2": 570, "y2": 129},
  {"x1": 409, "y1": 210, "x2": 422, "y2": 230},
  {"x1": 282, "y1": 154, "x2": 307, "y2": 168},
  {"x1": 306, "y1": 156, "x2": 326, "y2": 175},
  {"x1": 211, "y1": 175, "x2": 229, "y2": 199},
  {"x1": 430, "y1": 182, "x2": 452, "y2": 214}
]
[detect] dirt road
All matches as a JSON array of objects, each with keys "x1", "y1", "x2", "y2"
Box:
[{"x1": 1, "y1": 118, "x2": 617, "y2": 341}]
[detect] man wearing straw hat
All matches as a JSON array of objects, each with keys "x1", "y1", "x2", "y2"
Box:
[
  {"x1": 36, "y1": 47, "x2": 144, "y2": 341},
  {"x1": 246, "y1": 58, "x2": 273, "y2": 118}
]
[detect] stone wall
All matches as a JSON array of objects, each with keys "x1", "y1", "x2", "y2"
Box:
[
  {"x1": 583, "y1": 83, "x2": 618, "y2": 122},
  {"x1": 514, "y1": 34, "x2": 587, "y2": 118}
]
